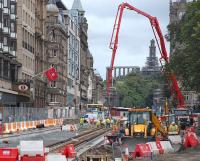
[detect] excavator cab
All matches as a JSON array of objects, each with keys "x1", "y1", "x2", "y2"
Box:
[
  {"x1": 127, "y1": 108, "x2": 168, "y2": 138},
  {"x1": 128, "y1": 109, "x2": 152, "y2": 138}
]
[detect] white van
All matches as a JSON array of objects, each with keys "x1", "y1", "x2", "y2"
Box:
[{"x1": 83, "y1": 113, "x2": 98, "y2": 123}]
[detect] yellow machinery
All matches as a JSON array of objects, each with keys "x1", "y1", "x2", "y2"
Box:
[{"x1": 127, "y1": 108, "x2": 168, "y2": 138}]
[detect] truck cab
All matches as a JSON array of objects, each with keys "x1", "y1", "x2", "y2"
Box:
[{"x1": 173, "y1": 108, "x2": 191, "y2": 129}]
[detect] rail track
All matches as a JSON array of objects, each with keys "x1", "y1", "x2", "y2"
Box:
[{"x1": 47, "y1": 127, "x2": 111, "y2": 153}]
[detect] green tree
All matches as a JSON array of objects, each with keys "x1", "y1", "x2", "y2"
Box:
[
  {"x1": 115, "y1": 73, "x2": 164, "y2": 107},
  {"x1": 169, "y1": 0, "x2": 200, "y2": 92}
]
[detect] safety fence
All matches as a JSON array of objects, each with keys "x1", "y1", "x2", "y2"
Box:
[
  {"x1": 3, "y1": 118, "x2": 64, "y2": 134},
  {"x1": 1, "y1": 106, "x2": 77, "y2": 123}
]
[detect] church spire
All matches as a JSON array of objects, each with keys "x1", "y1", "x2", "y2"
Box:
[{"x1": 71, "y1": 0, "x2": 84, "y2": 12}]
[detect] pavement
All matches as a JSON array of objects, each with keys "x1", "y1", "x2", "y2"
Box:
[
  {"x1": 148, "y1": 147, "x2": 200, "y2": 161},
  {"x1": 0, "y1": 125, "x2": 92, "y2": 148}
]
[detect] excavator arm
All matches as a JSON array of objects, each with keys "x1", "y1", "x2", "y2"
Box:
[
  {"x1": 152, "y1": 113, "x2": 168, "y2": 137},
  {"x1": 107, "y1": 2, "x2": 185, "y2": 108}
]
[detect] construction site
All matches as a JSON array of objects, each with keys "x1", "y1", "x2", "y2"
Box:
[{"x1": 0, "y1": 0, "x2": 200, "y2": 161}]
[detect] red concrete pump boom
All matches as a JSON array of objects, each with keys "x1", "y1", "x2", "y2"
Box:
[{"x1": 106, "y1": 2, "x2": 185, "y2": 108}]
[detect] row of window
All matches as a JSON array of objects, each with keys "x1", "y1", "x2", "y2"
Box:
[
  {"x1": 0, "y1": 35, "x2": 16, "y2": 51},
  {"x1": 23, "y1": 0, "x2": 35, "y2": 13},
  {"x1": 22, "y1": 54, "x2": 34, "y2": 71},
  {"x1": 68, "y1": 62, "x2": 79, "y2": 78},
  {"x1": 0, "y1": 58, "x2": 17, "y2": 82},
  {"x1": 1, "y1": 0, "x2": 10, "y2": 8},
  {"x1": 22, "y1": 28, "x2": 34, "y2": 54},
  {"x1": 49, "y1": 94, "x2": 66, "y2": 103},
  {"x1": 2, "y1": 18, "x2": 16, "y2": 32},
  {"x1": 49, "y1": 49, "x2": 58, "y2": 58},
  {"x1": 69, "y1": 32, "x2": 79, "y2": 52},
  {"x1": 69, "y1": 17, "x2": 79, "y2": 36},
  {"x1": 23, "y1": 9, "x2": 35, "y2": 28},
  {"x1": 0, "y1": 59, "x2": 8, "y2": 78},
  {"x1": 69, "y1": 47, "x2": 79, "y2": 64}
]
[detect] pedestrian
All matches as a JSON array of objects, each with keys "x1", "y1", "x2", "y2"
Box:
[
  {"x1": 106, "y1": 117, "x2": 111, "y2": 128},
  {"x1": 169, "y1": 122, "x2": 179, "y2": 134},
  {"x1": 96, "y1": 120, "x2": 101, "y2": 128},
  {"x1": 80, "y1": 117, "x2": 84, "y2": 127}
]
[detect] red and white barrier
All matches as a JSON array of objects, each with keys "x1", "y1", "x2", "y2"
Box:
[
  {"x1": 19, "y1": 140, "x2": 45, "y2": 161},
  {"x1": 146, "y1": 142, "x2": 160, "y2": 155},
  {"x1": 160, "y1": 141, "x2": 174, "y2": 153},
  {"x1": 183, "y1": 130, "x2": 200, "y2": 148},
  {"x1": 133, "y1": 139, "x2": 174, "y2": 158},
  {"x1": 19, "y1": 141, "x2": 44, "y2": 157},
  {"x1": 0, "y1": 148, "x2": 19, "y2": 161},
  {"x1": 132, "y1": 144, "x2": 152, "y2": 158}
]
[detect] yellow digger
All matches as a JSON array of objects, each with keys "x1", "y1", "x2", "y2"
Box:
[{"x1": 126, "y1": 108, "x2": 168, "y2": 138}]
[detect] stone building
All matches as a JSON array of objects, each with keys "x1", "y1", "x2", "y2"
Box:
[
  {"x1": 17, "y1": 0, "x2": 35, "y2": 84},
  {"x1": 70, "y1": 0, "x2": 90, "y2": 106},
  {"x1": 34, "y1": 0, "x2": 47, "y2": 108},
  {"x1": 16, "y1": 0, "x2": 36, "y2": 106},
  {"x1": 0, "y1": 0, "x2": 23, "y2": 107},
  {"x1": 45, "y1": 0, "x2": 68, "y2": 107},
  {"x1": 66, "y1": 3, "x2": 81, "y2": 107},
  {"x1": 92, "y1": 72, "x2": 103, "y2": 104},
  {"x1": 87, "y1": 51, "x2": 94, "y2": 103}
]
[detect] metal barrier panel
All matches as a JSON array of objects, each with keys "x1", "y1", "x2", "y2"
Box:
[{"x1": 2, "y1": 107, "x2": 78, "y2": 123}]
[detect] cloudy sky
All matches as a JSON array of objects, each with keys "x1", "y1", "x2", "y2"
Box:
[{"x1": 63, "y1": 0, "x2": 170, "y2": 79}]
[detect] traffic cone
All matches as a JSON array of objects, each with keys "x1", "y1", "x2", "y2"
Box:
[
  {"x1": 124, "y1": 144, "x2": 129, "y2": 161},
  {"x1": 104, "y1": 136, "x2": 110, "y2": 145}
]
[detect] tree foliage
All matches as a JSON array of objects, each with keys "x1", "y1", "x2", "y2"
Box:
[
  {"x1": 169, "y1": 0, "x2": 200, "y2": 92},
  {"x1": 116, "y1": 73, "x2": 164, "y2": 107}
]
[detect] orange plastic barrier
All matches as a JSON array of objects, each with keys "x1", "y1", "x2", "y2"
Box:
[{"x1": 3, "y1": 118, "x2": 65, "y2": 133}]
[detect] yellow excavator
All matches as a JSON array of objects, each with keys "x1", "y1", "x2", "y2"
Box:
[{"x1": 126, "y1": 108, "x2": 168, "y2": 138}]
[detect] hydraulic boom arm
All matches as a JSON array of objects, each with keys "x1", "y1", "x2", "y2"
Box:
[{"x1": 106, "y1": 2, "x2": 185, "y2": 107}]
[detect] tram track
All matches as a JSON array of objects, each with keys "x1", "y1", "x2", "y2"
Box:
[{"x1": 47, "y1": 127, "x2": 111, "y2": 153}]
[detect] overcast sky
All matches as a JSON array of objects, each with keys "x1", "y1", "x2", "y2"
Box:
[{"x1": 63, "y1": 0, "x2": 170, "y2": 79}]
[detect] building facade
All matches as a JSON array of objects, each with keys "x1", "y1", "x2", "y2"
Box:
[
  {"x1": 16, "y1": 0, "x2": 36, "y2": 107},
  {"x1": 66, "y1": 7, "x2": 80, "y2": 107},
  {"x1": 92, "y1": 73, "x2": 103, "y2": 104},
  {"x1": 87, "y1": 51, "x2": 94, "y2": 103},
  {"x1": 17, "y1": 0, "x2": 35, "y2": 82},
  {"x1": 34, "y1": 0, "x2": 47, "y2": 108},
  {"x1": 0, "y1": 0, "x2": 26, "y2": 107},
  {"x1": 70, "y1": 0, "x2": 90, "y2": 106},
  {"x1": 45, "y1": 0, "x2": 68, "y2": 107}
]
